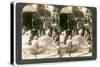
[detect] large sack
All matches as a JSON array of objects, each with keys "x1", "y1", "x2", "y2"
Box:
[
  {"x1": 38, "y1": 35, "x2": 57, "y2": 50},
  {"x1": 72, "y1": 35, "x2": 88, "y2": 49}
]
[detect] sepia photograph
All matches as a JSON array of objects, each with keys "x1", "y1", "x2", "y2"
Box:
[{"x1": 21, "y1": 4, "x2": 93, "y2": 60}]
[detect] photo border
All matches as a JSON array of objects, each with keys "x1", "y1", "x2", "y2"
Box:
[{"x1": 15, "y1": 3, "x2": 97, "y2": 64}]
